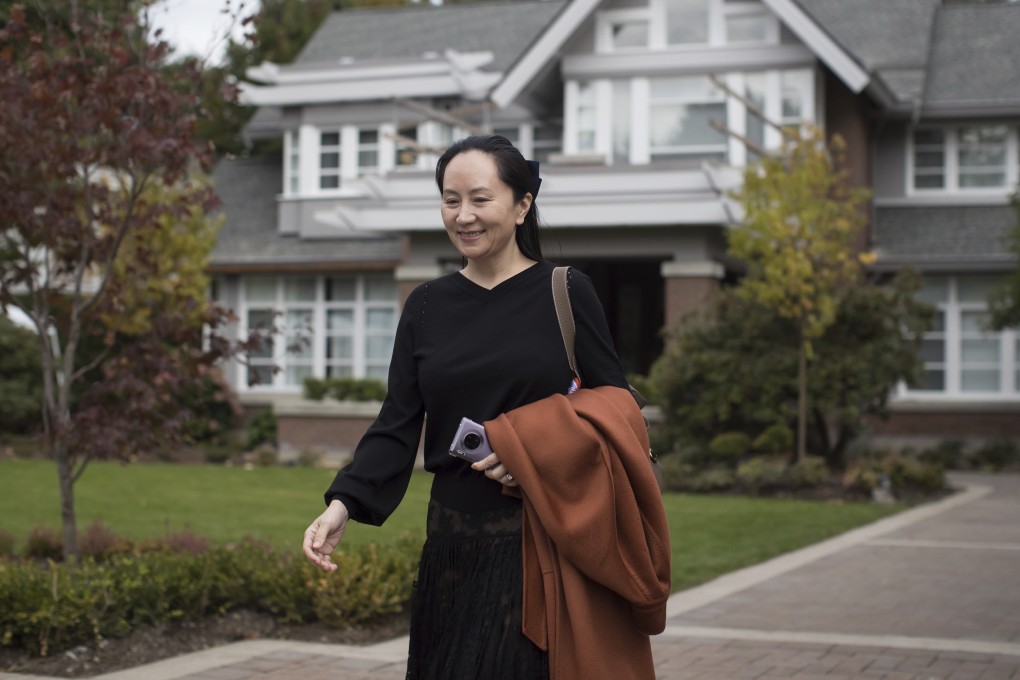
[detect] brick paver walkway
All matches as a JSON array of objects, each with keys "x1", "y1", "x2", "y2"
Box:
[{"x1": 2, "y1": 473, "x2": 1017, "y2": 680}]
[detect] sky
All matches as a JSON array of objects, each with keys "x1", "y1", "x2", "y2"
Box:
[{"x1": 146, "y1": 0, "x2": 262, "y2": 64}]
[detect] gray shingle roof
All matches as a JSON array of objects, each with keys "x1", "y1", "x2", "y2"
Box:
[
  {"x1": 793, "y1": 0, "x2": 940, "y2": 104},
  {"x1": 924, "y1": 4, "x2": 1020, "y2": 109},
  {"x1": 874, "y1": 205, "x2": 1017, "y2": 270},
  {"x1": 209, "y1": 156, "x2": 402, "y2": 268},
  {"x1": 295, "y1": 0, "x2": 566, "y2": 73}
]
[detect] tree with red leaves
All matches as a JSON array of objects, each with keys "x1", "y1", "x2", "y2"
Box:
[{"x1": 0, "y1": 4, "x2": 249, "y2": 559}]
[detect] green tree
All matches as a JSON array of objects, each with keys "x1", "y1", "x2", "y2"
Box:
[
  {"x1": 728, "y1": 127, "x2": 872, "y2": 461},
  {"x1": 648, "y1": 271, "x2": 931, "y2": 469},
  {"x1": 987, "y1": 193, "x2": 1020, "y2": 330},
  {"x1": 0, "y1": 5, "x2": 244, "y2": 559}
]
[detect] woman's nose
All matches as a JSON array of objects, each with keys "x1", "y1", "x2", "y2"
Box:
[{"x1": 456, "y1": 206, "x2": 474, "y2": 224}]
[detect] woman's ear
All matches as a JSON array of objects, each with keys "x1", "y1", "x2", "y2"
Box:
[{"x1": 516, "y1": 192, "x2": 533, "y2": 225}]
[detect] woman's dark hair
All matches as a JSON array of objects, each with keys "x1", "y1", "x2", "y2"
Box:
[{"x1": 435, "y1": 134, "x2": 544, "y2": 262}]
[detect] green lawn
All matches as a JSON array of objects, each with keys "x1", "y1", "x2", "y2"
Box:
[{"x1": 0, "y1": 460, "x2": 900, "y2": 592}]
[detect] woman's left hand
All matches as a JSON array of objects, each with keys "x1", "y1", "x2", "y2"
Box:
[{"x1": 471, "y1": 453, "x2": 519, "y2": 487}]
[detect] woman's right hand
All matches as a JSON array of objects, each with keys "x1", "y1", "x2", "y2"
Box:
[{"x1": 303, "y1": 499, "x2": 350, "y2": 572}]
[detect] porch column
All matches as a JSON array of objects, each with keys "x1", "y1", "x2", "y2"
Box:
[{"x1": 660, "y1": 260, "x2": 724, "y2": 338}]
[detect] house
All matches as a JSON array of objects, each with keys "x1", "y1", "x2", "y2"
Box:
[{"x1": 210, "y1": 0, "x2": 1020, "y2": 458}]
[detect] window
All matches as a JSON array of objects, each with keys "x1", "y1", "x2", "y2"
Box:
[
  {"x1": 241, "y1": 275, "x2": 398, "y2": 390},
  {"x1": 394, "y1": 124, "x2": 419, "y2": 169},
  {"x1": 612, "y1": 80, "x2": 631, "y2": 165},
  {"x1": 911, "y1": 125, "x2": 1017, "y2": 193},
  {"x1": 285, "y1": 130, "x2": 300, "y2": 195},
  {"x1": 906, "y1": 276, "x2": 1019, "y2": 398},
  {"x1": 664, "y1": 0, "x2": 709, "y2": 45},
  {"x1": 358, "y1": 129, "x2": 380, "y2": 175},
  {"x1": 531, "y1": 125, "x2": 562, "y2": 164},
  {"x1": 319, "y1": 131, "x2": 341, "y2": 190},
  {"x1": 958, "y1": 126, "x2": 1007, "y2": 188},
  {"x1": 648, "y1": 76, "x2": 726, "y2": 161},
  {"x1": 576, "y1": 82, "x2": 597, "y2": 153}
]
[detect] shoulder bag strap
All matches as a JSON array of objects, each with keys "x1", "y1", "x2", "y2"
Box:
[{"x1": 551, "y1": 266, "x2": 580, "y2": 380}]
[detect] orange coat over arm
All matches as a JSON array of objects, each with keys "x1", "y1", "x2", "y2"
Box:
[{"x1": 484, "y1": 385, "x2": 672, "y2": 680}]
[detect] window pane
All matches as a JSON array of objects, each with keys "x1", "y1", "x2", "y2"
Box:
[
  {"x1": 321, "y1": 132, "x2": 340, "y2": 146},
  {"x1": 359, "y1": 130, "x2": 378, "y2": 144},
  {"x1": 364, "y1": 276, "x2": 396, "y2": 301},
  {"x1": 727, "y1": 14, "x2": 770, "y2": 43},
  {"x1": 246, "y1": 278, "x2": 276, "y2": 303},
  {"x1": 929, "y1": 311, "x2": 945, "y2": 333},
  {"x1": 366, "y1": 308, "x2": 395, "y2": 331},
  {"x1": 281, "y1": 365, "x2": 309, "y2": 387},
  {"x1": 327, "y1": 277, "x2": 357, "y2": 302},
  {"x1": 962, "y1": 338, "x2": 999, "y2": 363},
  {"x1": 960, "y1": 171, "x2": 1006, "y2": 188},
  {"x1": 327, "y1": 310, "x2": 354, "y2": 332},
  {"x1": 919, "y1": 339, "x2": 944, "y2": 363},
  {"x1": 365, "y1": 366, "x2": 389, "y2": 382},
  {"x1": 961, "y1": 311, "x2": 990, "y2": 332},
  {"x1": 650, "y1": 103, "x2": 726, "y2": 147},
  {"x1": 915, "y1": 152, "x2": 945, "y2": 168},
  {"x1": 917, "y1": 277, "x2": 948, "y2": 304},
  {"x1": 320, "y1": 152, "x2": 340, "y2": 169},
  {"x1": 961, "y1": 369, "x2": 1000, "y2": 392},
  {"x1": 358, "y1": 150, "x2": 379, "y2": 167},
  {"x1": 612, "y1": 21, "x2": 648, "y2": 48},
  {"x1": 613, "y1": 80, "x2": 630, "y2": 164},
  {"x1": 917, "y1": 369, "x2": 945, "y2": 391},
  {"x1": 958, "y1": 276, "x2": 1000, "y2": 303},
  {"x1": 247, "y1": 365, "x2": 274, "y2": 387},
  {"x1": 914, "y1": 129, "x2": 944, "y2": 145},
  {"x1": 285, "y1": 310, "x2": 313, "y2": 359},
  {"x1": 247, "y1": 310, "x2": 274, "y2": 359},
  {"x1": 326, "y1": 365, "x2": 352, "y2": 378},
  {"x1": 284, "y1": 278, "x2": 316, "y2": 302},
  {"x1": 326, "y1": 336, "x2": 353, "y2": 359},
  {"x1": 650, "y1": 76, "x2": 718, "y2": 100},
  {"x1": 366, "y1": 335, "x2": 394, "y2": 360},
  {"x1": 320, "y1": 175, "x2": 339, "y2": 190},
  {"x1": 665, "y1": 0, "x2": 708, "y2": 44},
  {"x1": 958, "y1": 126, "x2": 1006, "y2": 189}
]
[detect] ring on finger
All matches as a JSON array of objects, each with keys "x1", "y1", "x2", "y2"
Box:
[{"x1": 504, "y1": 472, "x2": 514, "y2": 482}]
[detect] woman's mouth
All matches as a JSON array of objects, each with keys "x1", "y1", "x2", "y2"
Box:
[{"x1": 459, "y1": 230, "x2": 484, "y2": 240}]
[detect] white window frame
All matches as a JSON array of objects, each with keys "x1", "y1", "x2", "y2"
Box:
[
  {"x1": 317, "y1": 128, "x2": 343, "y2": 192},
  {"x1": 647, "y1": 75, "x2": 729, "y2": 161},
  {"x1": 595, "y1": 8, "x2": 652, "y2": 53},
  {"x1": 908, "y1": 125, "x2": 1019, "y2": 196},
  {"x1": 646, "y1": 0, "x2": 777, "y2": 49},
  {"x1": 239, "y1": 274, "x2": 398, "y2": 392},
  {"x1": 900, "y1": 276, "x2": 1020, "y2": 401},
  {"x1": 565, "y1": 68, "x2": 816, "y2": 167}
]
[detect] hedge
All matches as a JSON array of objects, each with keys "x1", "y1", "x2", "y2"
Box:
[{"x1": 0, "y1": 534, "x2": 421, "y2": 658}]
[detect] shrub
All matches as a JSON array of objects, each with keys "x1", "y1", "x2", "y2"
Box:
[
  {"x1": 246, "y1": 410, "x2": 277, "y2": 448},
  {"x1": 918, "y1": 439, "x2": 967, "y2": 470},
  {"x1": 0, "y1": 529, "x2": 15, "y2": 558},
  {"x1": 971, "y1": 439, "x2": 1020, "y2": 472},
  {"x1": 23, "y1": 526, "x2": 62, "y2": 561},
  {"x1": 753, "y1": 423, "x2": 794, "y2": 455},
  {"x1": 659, "y1": 455, "x2": 736, "y2": 493},
  {"x1": 252, "y1": 443, "x2": 279, "y2": 467},
  {"x1": 303, "y1": 377, "x2": 331, "y2": 401},
  {"x1": 709, "y1": 432, "x2": 750, "y2": 465},
  {"x1": 0, "y1": 529, "x2": 422, "y2": 657},
  {"x1": 787, "y1": 457, "x2": 830, "y2": 488},
  {"x1": 842, "y1": 463, "x2": 879, "y2": 496},
  {"x1": 735, "y1": 456, "x2": 787, "y2": 494},
  {"x1": 77, "y1": 521, "x2": 130, "y2": 561},
  {"x1": 0, "y1": 316, "x2": 44, "y2": 434},
  {"x1": 297, "y1": 448, "x2": 325, "y2": 468},
  {"x1": 879, "y1": 453, "x2": 945, "y2": 495}
]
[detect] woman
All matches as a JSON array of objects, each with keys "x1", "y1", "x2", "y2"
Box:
[{"x1": 302, "y1": 135, "x2": 641, "y2": 678}]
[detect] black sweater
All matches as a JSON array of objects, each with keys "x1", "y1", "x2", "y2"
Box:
[{"x1": 324, "y1": 261, "x2": 629, "y2": 525}]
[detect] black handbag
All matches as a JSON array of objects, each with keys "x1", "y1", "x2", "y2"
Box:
[{"x1": 551, "y1": 266, "x2": 665, "y2": 492}]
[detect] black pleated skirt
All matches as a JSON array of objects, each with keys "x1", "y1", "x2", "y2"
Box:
[{"x1": 405, "y1": 498, "x2": 550, "y2": 680}]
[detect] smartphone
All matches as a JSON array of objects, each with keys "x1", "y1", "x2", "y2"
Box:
[{"x1": 448, "y1": 417, "x2": 494, "y2": 463}]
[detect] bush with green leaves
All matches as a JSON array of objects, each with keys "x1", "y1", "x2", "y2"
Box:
[
  {"x1": 971, "y1": 439, "x2": 1020, "y2": 472},
  {"x1": 0, "y1": 316, "x2": 43, "y2": 435},
  {"x1": 0, "y1": 529, "x2": 421, "y2": 657},
  {"x1": 787, "y1": 457, "x2": 830, "y2": 488},
  {"x1": 647, "y1": 271, "x2": 933, "y2": 469},
  {"x1": 303, "y1": 377, "x2": 387, "y2": 402},
  {"x1": 709, "y1": 432, "x2": 750, "y2": 466},
  {"x1": 246, "y1": 410, "x2": 277, "y2": 448},
  {"x1": 658, "y1": 454, "x2": 735, "y2": 493},
  {"x1": 735, "y1": 456, "x2": 787, "y2": 494},
  {"x1": 918, "y1": 440, "x2": 967, "y2": 470},
  {"x1": 753, "y1": 423, "x2": 794, "y2": 455}
]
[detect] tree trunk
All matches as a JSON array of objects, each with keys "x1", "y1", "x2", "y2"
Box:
[
  {"x1": 797, "y1": 331, "x2": 808, "y2": 463},
  {"x1": 54, "y1": 441, "x2": 78, "y2": 561}
]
